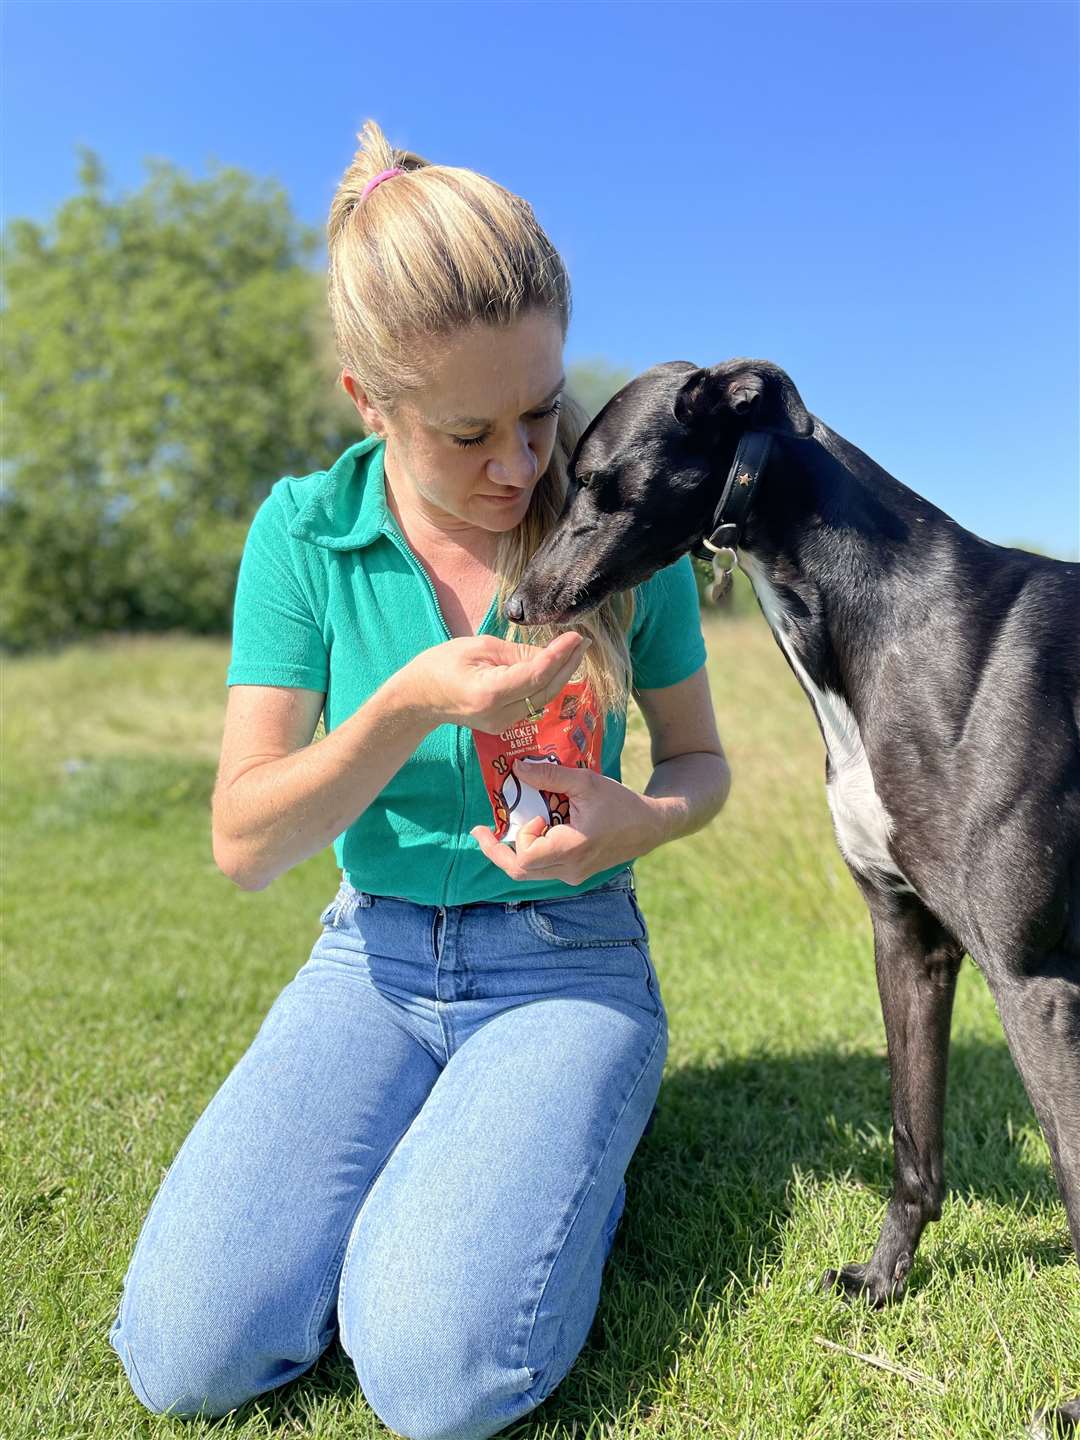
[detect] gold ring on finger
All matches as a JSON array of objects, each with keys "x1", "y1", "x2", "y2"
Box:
[{"x1": 524, "y1": 695, "x2": 544, "y2": 723}]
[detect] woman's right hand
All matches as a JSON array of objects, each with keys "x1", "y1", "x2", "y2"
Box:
[{"x1": 400, "y1": 632, "x2": 592, "y2": 733}]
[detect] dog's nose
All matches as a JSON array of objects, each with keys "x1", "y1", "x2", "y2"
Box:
[{"x1": 506, "y1": 595, "x2": 525, "y2": 623}]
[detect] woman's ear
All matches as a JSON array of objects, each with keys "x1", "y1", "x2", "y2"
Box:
[
  {"x1": 674, "y1": 359, "x2": 813, "y2": 437},
  {"x1": 342, "y1": 371, "x2": 387, "y2": 437}
]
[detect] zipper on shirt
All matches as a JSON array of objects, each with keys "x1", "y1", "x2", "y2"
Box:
[
  {"x1": 382, "y1": 523, "x2": 498, "y2": 643},
  {"x1": 381, "y1": 523, "x2": 499, "y2": 907}
]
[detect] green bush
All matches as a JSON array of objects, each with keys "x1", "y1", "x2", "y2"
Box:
[{"x1": 0, "y1": 150, "x2": 357, "y2": 653}]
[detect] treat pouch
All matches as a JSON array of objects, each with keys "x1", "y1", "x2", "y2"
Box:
[{"x1": 471, "y1": 676, "x2": 604, "y2": 846}]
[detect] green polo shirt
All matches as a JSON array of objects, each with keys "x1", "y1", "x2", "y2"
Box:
[{"x1": 225, "y1": 433, "x2": 707, "y2": 906}]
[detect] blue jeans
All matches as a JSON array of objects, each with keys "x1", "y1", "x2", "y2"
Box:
[{"x1": 107, "y1": 869, "x2": 668, "y2": 1440}]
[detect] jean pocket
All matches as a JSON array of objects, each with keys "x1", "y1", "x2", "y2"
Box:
[{"x1": 521, "y1": 887, "x2": 647, "y2": 950}]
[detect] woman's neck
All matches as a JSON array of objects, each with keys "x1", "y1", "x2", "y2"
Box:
[{"x1": 384, "y1": 466, "x2": 500, "y2": 571}]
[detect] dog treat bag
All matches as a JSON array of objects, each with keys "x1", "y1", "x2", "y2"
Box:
[{"x1": 471, "y1": 673, "x2": 604, "y2": 846}]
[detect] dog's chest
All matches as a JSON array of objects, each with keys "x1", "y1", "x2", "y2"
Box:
[{"x1": 741, "y1": 557, "x2": 915, "y2": 894}]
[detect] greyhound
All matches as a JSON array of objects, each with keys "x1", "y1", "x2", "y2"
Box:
[{"x1": 505, "y1": 359, "x2": 1080, "y2": 1433}]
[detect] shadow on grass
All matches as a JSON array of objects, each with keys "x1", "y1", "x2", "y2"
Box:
[{"x1": 206, "y1": 1036, "x2": 1066, "y2": 1435}]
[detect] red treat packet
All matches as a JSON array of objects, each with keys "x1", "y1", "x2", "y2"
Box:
[{"x1": 471, "y1": 676, "x2": 604, "y2": 845}]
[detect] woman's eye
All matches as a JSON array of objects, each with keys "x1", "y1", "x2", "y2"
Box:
[{"x1": 450, "y1": 400, "x2": 561, "y2": 450}]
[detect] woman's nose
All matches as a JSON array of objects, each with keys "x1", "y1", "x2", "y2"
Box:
[{"x1": 486, "y1": 428, "x2": 538, "y2": 490}]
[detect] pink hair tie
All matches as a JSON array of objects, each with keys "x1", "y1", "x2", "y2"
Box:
[{"x1": 361, "y1": 167, "x2": 405, "y2": 201}]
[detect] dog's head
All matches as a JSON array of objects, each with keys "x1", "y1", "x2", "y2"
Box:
[{"x1": 507, "y1": 358, "x2": 813, "y2": 624}]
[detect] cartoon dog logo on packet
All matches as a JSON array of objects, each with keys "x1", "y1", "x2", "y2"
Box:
[{"x1": 471, "y1": 673, "x2": 604, "y2": 847}]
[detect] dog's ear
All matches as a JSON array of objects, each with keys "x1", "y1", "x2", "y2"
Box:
[{"x1": 673, "y1": 360, "x2": 813, "y2": 437}]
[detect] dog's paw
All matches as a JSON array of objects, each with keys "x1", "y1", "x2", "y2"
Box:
[
  {"x1": 819, "y1": 1261, "x2": 903, "y2": 1309},
  {"x1": 1029, "y1": 1397, "x2": 1080, "y2": 1438}
]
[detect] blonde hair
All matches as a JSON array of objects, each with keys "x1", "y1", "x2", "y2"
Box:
[{"x1": 326, "y1": 119, "x2": 634, "y2": 719}]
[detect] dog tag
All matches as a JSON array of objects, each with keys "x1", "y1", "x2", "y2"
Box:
[{"x1": 708, "y1": 547, "x2": 737, "y2": 603}]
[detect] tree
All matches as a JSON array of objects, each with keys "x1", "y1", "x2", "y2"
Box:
[{"x1": 1, "y1": 148, "x2": 355, "y2": 651}]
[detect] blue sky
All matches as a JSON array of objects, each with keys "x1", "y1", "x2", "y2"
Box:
[{"x1": 4, "y1": 0, "x2": 1078, "y2": 555}]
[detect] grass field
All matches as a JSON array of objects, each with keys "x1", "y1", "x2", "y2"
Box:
[{"x1": 4, "y1": 612, "x2": 1078, "y2": 1439}]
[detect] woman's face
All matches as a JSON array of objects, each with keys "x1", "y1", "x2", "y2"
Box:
[{"x1": 345, "y1": 310, "x2": 565, "y2": 541}]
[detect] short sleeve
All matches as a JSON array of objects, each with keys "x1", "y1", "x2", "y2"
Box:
[
  {"x1": 629, "y1": 553, "x2": 707, "y2": 690},
  {"x1": 225, "y1": 491, "x2": 329, "y2": 691}
]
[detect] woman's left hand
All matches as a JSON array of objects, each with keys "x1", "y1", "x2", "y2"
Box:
[{"x1": 469, "y1": 758, "x2": 661, "y2": 886}]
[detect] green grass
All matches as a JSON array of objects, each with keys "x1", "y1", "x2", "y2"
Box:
[{"x1": 4, "y1": 618, "x2": 1078, "y2": 1439}]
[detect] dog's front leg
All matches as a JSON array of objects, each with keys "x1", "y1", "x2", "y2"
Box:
[{"x1": 822, "y1": 889, "x2": 964, "y2": 1308}]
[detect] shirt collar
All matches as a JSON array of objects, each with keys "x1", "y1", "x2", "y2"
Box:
[{"x1": 287, "y1": 432, "x2": 392, "y2": 550}]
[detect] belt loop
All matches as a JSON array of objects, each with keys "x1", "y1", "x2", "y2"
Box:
[{"x1": 341, "y1": 878, "x2": 373, "y2": 912}]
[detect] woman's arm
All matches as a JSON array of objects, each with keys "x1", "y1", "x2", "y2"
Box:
[
  {"x1": 635, "y1": 666, "x2": 731, "y2": 850},
  {"x1": 212, "y1": 669, "x2": 436, "y2": 892}
]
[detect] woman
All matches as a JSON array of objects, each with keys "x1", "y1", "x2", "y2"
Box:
[{"x1": 108, "y1": 121, "x2": 730, "y2": 1439}]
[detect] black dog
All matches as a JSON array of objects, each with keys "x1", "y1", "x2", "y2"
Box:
[{"x1": 506, "y1": 359, "x2": 1080, "y2": 1433}]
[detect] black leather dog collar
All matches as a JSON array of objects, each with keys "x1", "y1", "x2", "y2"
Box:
[{"x1": 691, "y1": 430, "x2": 775, "y2": 562}]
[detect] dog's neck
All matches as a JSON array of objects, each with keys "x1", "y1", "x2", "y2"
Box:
[{"x1": 733, "y1": 417, "x2": 976, "y2": 714}]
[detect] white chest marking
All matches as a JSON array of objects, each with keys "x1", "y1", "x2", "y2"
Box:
[{"x1": 741, "y1": 556, "x2": 915, "y2": 895}]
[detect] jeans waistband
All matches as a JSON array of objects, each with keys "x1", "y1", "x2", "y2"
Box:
[{"x1": 339, "y1": 867, "x2": 635, "y2": 913}]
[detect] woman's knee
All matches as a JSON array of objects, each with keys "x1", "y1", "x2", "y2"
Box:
[
  {"x1": 109, "y1": 1289, "x2": 320, "y2": 1420},
  {"x1": 337, "y1": 1227, "x2": 615, "y2": 1440},
  {"x1": 349, "y1": 1340, "x2": 541, "y2": 1440},
  {"x1": 111, "y1": 1322, "x2": 250, "y2": 1418},
  {"x1": 341, "y1": 1275, "x2": 544, "y2": 1440}
]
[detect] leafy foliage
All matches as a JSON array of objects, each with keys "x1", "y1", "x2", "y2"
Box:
[{"x1": 1, "y1": 149, "x2": 358, "y2": 652}]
